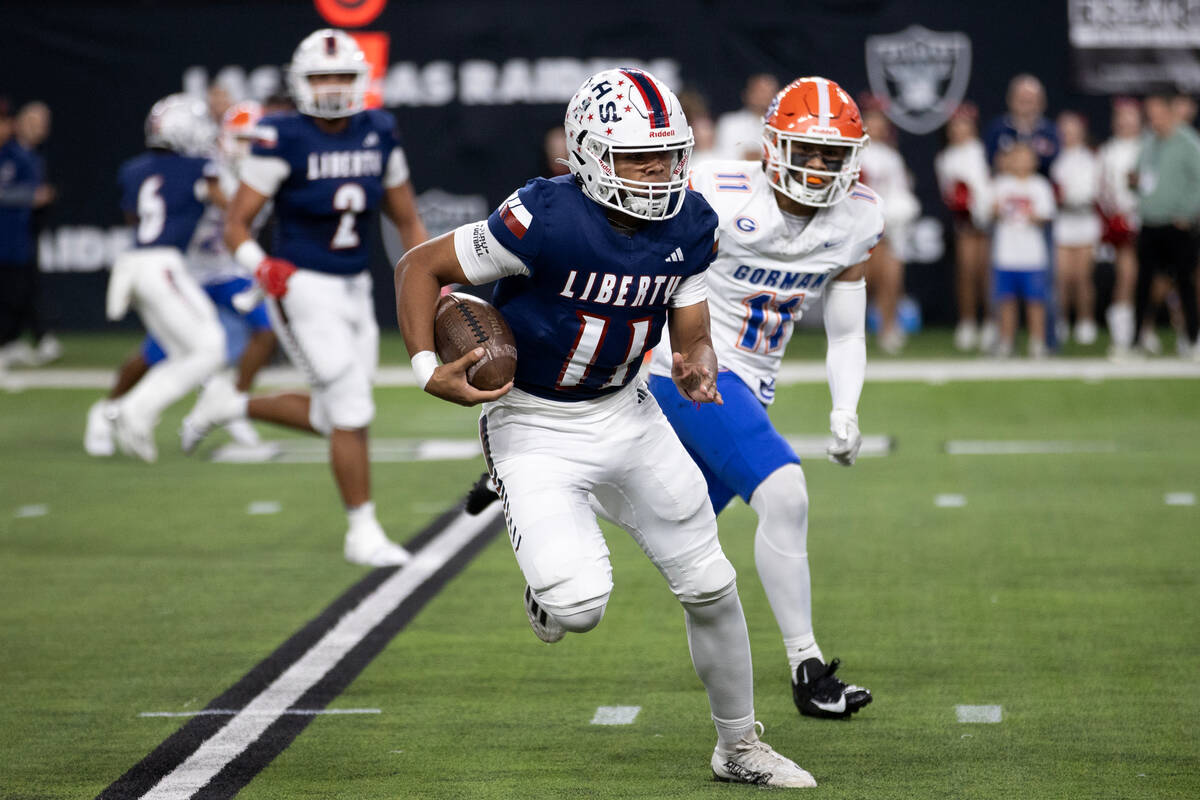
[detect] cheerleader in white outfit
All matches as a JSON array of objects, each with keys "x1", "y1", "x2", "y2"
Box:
[
  {"x1": 1049, "y1": 112, "x2": 1102, "y2": 345},
  {"x1": 1095, "y1": 98, "x2": 1142, "y2": 356},
  {"x1": 936, "y1": 103, "x2": 994, "y2": 351}
]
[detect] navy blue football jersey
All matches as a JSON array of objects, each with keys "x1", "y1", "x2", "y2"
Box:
[
  {"x1": 251, "y1": 109, "x2": 400, "y2": 275},
  {"x1": 487, "y1": 175, "x2": 718, "y2": 401},
  {"x1": 118, "y1": 151, "x2": 213, "y2": 250}
]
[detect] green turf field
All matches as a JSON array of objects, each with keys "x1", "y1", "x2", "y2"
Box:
[{"x1": 1, "y1": 333, "x2": 1197, "y2": 799}]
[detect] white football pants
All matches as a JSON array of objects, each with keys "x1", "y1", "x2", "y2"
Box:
[{"x1": 107, "y1": 247, "x2": 225, "y2": 425}]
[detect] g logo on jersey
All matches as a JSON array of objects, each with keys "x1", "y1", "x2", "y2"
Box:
[{"x1": 734, "y1": 216, "x2": 758, "y2": 233}]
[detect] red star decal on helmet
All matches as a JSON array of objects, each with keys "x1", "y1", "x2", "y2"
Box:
[
  {"x1": 606, "y1": 127, "x2": 613, "y2": 135},
  {"x1": 624, "y1": 105, "x2": 632, "y2": 112},
  {"x1": 617, "y1": 80, "x2": 625, "y2": 85},
  {"x1": 587, "y1": 113, "x2": 594, "y2": 121},
  {"x1": 616, "y1": 94, "x2": 623, "y2": 100}
]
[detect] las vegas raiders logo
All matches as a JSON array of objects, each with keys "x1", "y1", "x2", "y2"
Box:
[{"x1": 865, "y1": 25, "x2": 972, "y2": 135}]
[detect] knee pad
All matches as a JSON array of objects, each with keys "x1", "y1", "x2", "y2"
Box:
[
  {"x1": 676, "y1": 552, "x2": 737, "y2": 606},
  {"x1": 555, "y1": 603, "x2": 607, "y2": 633},
  {"x1": 750, "y1": 463, "x2": 809, "y2": 556},
  {"x1": 312, "y1": 366, "x2": 374, "y2": 431}
]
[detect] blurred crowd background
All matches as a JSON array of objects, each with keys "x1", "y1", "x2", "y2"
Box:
[{"x1": 5, "y1": 0, "x2": 1200, "y2": 363}]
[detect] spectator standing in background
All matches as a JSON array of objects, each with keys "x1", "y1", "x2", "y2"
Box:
[
  {"x1": 984, "y1": 74, "x2": 1059, "y2": 174},
  {"x1": 859, "y1": 96, "x2": 920, "y2": 354},
  {"x1": 936, "y1": 102, "x2": 994, "y2": 352},
  {"x1": 990, "y1": 142, "x2": 1056, "y2": 358},
  {"x1": 0, "y1": 99, "x2": 54, "y2": 370},
  {"x1": 542, "y1": 126, "x2": 569, "y2": 177},
  {"x1": 715, "y1": 73, "x2": 778, "y2": 160},
  {"x1": 1049, "y1": 111, "x2": 1101, "y2": 346},
  {"x1": 1135, "y1": 92, "x2": 1200, "y2": 357},
  {"x1": 1096, "y1": 98, "x2": 1142, "y2": 358}
]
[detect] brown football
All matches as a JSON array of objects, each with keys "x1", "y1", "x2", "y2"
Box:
[{"x1": 433, "y1": 292, "x2": 518, "y2": 391}]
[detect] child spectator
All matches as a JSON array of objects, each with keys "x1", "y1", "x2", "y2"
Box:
[
  {"x1": 1050, "y1": 111, "x2": 1102, "y2": 346},
  {"x1": 936, "y1": 102, "x2": 994, "y2": 351},
  {"x1": 991, "y1": 141, "x2": 1056, "y2": 357}
]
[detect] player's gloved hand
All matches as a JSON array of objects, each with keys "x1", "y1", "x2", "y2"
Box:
[
  {"x1": 426, "y1": 347, "x2": 513, "y2": 407},
  {"x1": 827, "y1": 409, "x2": 862, "y2": 467},
  {"x1": 255, "y1": 257, "x2": 298, "y2": 298}
]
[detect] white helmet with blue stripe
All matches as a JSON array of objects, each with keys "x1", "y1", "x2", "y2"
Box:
[{"x1": 563, "y1": 67, "x2": 694, "y2": 221}]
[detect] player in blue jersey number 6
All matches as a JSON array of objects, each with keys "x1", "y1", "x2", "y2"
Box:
[
  {"x1": 396, "y1": 68, "x2": 816, "y2": 789},
  {"x1": 185, "y1": 29, "x2": 429, "y2": 567}
]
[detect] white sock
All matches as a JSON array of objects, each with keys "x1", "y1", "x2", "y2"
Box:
[
  {"x1": 1107, "y1": 302, "x2": 1135, "y2": 349},
  {"x1": 683, "y1": 590, "x2": 755, "y2": 752},
  {"x1": 346, "y1": 501, "x2": 377, "y2": 529}
]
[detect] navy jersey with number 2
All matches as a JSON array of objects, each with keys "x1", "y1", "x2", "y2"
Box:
[{"x1": 486, "y1": 175, "x2": 718, "y2": 401}]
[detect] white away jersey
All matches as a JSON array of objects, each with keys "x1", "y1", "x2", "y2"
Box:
[{"x1": 649, "y1": 159, "x2": 885, "y2": 404}]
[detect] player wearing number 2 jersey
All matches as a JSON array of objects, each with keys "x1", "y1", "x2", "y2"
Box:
[
  {"x1": 648, "y1": 76, "x2": 883, "y2": 720},
  {"x1": 397, "y1": 67, "x2": 816, "y2": 789},
  {"x1": 183, "y1": 29, "x2": 429, "y2": 567}
]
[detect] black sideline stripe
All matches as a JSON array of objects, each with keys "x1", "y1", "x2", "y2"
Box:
[{"x1": 96, "y1": 502, "x2": 499, "y2": 800}]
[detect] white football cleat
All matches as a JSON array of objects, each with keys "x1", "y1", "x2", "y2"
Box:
[
  {"x1": 181, "y1": 378, "x2": 244, "y2": 454},
  {"x1": 84, "y1": 399, "x2": 117, "y2": 457},
  {"x1": 711, "y1": 722, "x2": 817, "y2": 788},
  {"x1": 1074, "y1": 319, "x2": 1098, "y2": 346},
  {"x1": 224, "y1": 418, "x2": 261, "y2": 447},
  {"x1": 114, "y1": 405, "x2": 157, "y2": 463},
  {"x1": 523, "y1": 584, "x2": 565, "y2": 643},
  {"x1": 344, "y1": 520, "x2": 412, "y2": 567}
]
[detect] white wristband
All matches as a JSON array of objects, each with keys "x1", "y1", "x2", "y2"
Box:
[
  {"x1": 411, "y1": 350, "x2": 438, "y2": 390},
  {"x1": 235, "y1": 239, "x2": 267, "y2": 272}
]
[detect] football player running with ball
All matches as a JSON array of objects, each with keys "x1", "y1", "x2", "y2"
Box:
[
  {"x1": 185, "y1": 29, "x2": 429, "y2": 567},
  {"x1": 646, "y1": 77, "x2": 881, "y2": 720},
  {"x1": 396, "y1": 69, "x2": 817, "y2": 788}
]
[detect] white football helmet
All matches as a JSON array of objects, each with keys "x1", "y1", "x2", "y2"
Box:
[
  {"x1": 144, "y1": 94, "x2": 216, "y2": 156},
  {"x1": 287, "y1": 29, "x2": 369, "y2": 119},
  {"x1": 563, "y1": 68, "x2": 693, "y2": 221}
]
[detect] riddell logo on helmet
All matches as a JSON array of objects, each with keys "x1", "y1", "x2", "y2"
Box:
[{"x1": 648, "y1": 129, "x2": 676, "y2": 138}]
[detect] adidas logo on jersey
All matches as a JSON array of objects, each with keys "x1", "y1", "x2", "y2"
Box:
[
  {"x1": 664, "y1": 247, "x2": 684, "y2": 262},
  {"x1": 363, "y1": 131, "x2": 379, "y2": 147}
]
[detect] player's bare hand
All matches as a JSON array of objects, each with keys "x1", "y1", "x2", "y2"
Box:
[
  {"x1": 425, "y1": 347, "x2": 512, "y2": 406},
  {"x1": 672, "y1": 352, "x2": 723, "y2": 404}
]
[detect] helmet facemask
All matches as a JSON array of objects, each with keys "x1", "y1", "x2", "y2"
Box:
[
  {"x1": 576, "y1": 132, "x2": 694, "y2": 221},
  {"x1": 763, "y1": 128, "x2": 866, "y2": 207},
  {"x1": 290, "y1": 70, "x2": 368, "y2": 119}
]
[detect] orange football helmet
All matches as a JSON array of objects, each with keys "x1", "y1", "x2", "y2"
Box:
[
  {"x1": 762, "y1": 77, "x2": 868, "y2": 207},
  {"x1": 219, "y1": 100, "x2": 264, "y2": 163}
]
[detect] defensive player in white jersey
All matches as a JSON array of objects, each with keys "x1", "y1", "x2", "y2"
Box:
[
  {"x1": 647, "y1": 76, "x2": 882, "y2": 720},
  {"x1": 184, "y1": 29, "x2": 429, "y2": 566},
  {"x1": 398, "y1": 68, "x2": 817, "y2": 788}
]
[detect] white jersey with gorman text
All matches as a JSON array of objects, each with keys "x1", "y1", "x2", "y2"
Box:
[{"x1": 649, "y1": 159, "x2": 885, "y2": 404}]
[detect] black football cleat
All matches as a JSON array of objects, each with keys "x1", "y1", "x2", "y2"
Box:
[
  {"x1": 465, "y1": 471, "x2": 500, "y2": 516},
  {"x1": 793, "y1": 657, "x2": 872, "y2": 720}
]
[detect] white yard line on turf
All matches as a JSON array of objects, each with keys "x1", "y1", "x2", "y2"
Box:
[
  {"x1": 14, "y1": 504, "x2": 48, "y2": 518},
  {"x1": 956, "y1": 705, "x2": 1002, "y2": 723},
  {"x1": 139, "y1": 505, "x2": 502, "y2": 800},
  {"x1": 935, "y1": 494, "x2": 967, "y2": 508},
  {"x1": 245, "y1": 501, "x2": 282, "y2": 515},
  {"x1": 6, "y1": 357, "x2": 1200, "y2": 392},
  {"x1": 139, "y1": 708, "x2": 381, "y2": 718},
  {"x1": 1164, "y1": 492, "x2": 1196, "y2": 506},
  {"x1": 591, "y1": 706, "x2": 641, "y2": 725},
  {"x1": 945, "y1": 440, "x2": 1119, "y2": 455}
]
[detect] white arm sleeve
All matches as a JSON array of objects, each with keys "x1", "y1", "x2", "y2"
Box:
[
  {"x1": 239, "y1": 155, "x2": 290, "y2": 197},
  {"x1": 384, "y1": 147, "x2": 411, "y2": 189},
  {"x1": 452, "y1": 221, "x2": 530, "y2": 284},
  {"x1": 669, "y1": 271, "x2": 708, "y2": 308},
  {"x1": 823, "y1": 277, "x2": 867, "y2": 413}
]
